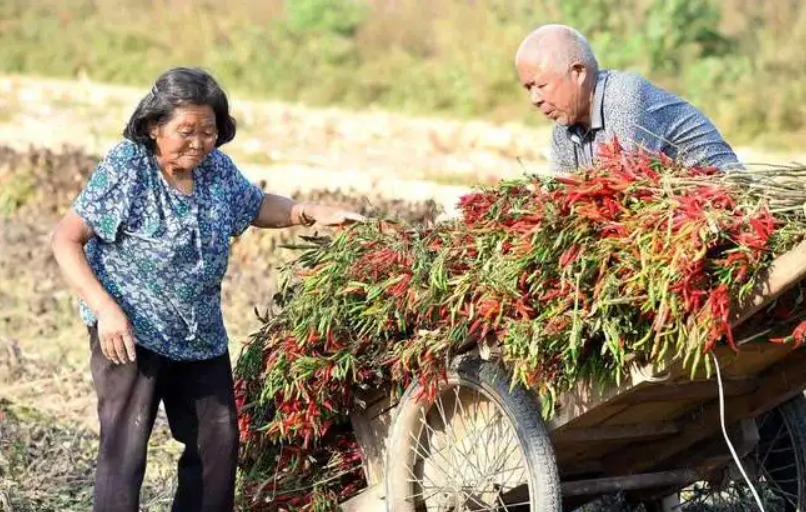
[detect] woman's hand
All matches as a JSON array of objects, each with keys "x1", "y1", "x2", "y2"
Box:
[
  {"x1": 300, "y1": 203, "x2": 367, "y2": 227},
  {"x1": 96, "y1": 302, "x2": 137, "y2": 364}
]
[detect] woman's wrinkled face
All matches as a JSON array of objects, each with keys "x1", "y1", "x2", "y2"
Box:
[{"x1": 150, "y1": 105, "x2": 217, "y2": 172}]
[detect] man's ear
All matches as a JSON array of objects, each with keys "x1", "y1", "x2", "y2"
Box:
[{"x1": 570, "y1": 62, "x2": 587, "y2": 85}]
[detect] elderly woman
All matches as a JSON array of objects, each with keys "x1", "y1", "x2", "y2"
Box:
[{"x1": 51, "y1": 67, "x2": 364, "y2": 512}]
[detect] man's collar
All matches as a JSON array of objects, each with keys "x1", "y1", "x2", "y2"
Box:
[
  {"x1": 589, "y1": 70, "x2": 608, "y2": 130},
  {"x1": 566, "y1": 70, "x2": 608, "y2": 144}
]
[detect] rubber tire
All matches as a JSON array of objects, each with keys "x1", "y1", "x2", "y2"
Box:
[
  {"x1": 384, "y1": 356, "x2": 562, "y2": 512},
  {"x1": 672, "y1": 392, "x2": 806, "y2": 512},
  {"x1": 762, "y1": 392, "x2": 806, "y2": 510}
]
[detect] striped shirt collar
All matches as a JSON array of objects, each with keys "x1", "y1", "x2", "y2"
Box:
[{"x1": 567, "y1": 70, "x2": 609, "y2": 143}]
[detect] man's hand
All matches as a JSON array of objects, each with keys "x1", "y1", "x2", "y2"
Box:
[
  {"x1": 96, "y1": 302, "x2": 137, "y2": 364},
  {"x1": 299, "y1": 203, "x2": 367, "y2": 227}
]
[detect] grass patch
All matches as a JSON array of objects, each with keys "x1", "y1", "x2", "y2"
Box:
[{"x1": 0, "y1": 0, "x2": 803, "y2": 147}]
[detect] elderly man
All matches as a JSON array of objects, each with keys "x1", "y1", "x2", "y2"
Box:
[{"x1": 515, "y1": 24, "x2": 742, "y2": 172}]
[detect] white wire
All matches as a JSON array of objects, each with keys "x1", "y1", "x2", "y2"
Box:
[{"x1": 711, "y1": 351, "x2": 767, "y2": 512}]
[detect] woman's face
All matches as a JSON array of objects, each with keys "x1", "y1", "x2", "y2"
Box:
[{"x1": 150, "y1": 105, "x2": 218, "y2": 172}]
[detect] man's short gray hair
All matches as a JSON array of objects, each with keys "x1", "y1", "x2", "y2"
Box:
[{"x1": 516, "y1": 24, "x2": 599, "y2": 73}]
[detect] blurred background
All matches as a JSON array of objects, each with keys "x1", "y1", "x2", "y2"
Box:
[
  {"x1": 0, "y1": 1, "x2": 805, "y2": 511},
  {"x1": 1, "y1": 0, "x2": 804, "y2": 146}
]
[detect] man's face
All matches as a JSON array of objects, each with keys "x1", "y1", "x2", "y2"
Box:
[{"x1": 517, "y1": 57, "x2": 590, "y2": 127}]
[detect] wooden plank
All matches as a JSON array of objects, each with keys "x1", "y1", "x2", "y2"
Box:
[
  {"x1": 604, "y1": 347, "x2": 806, "y2": 476},
  {"x1": 559, "y1": 460, "x2": 605, "y2": 478},
  {"x1": 556, "y1": 441, "x2": 625, "y2": 470},
  {"x1": 561, "y1": 470, "x2": 699, "y2": 497},
  {"x1": 618, "y1": 377, "x2": 758, "y2": 403},
  {"x1": 601, "y1": 400, "x2": 703, "y2": 427},
  {"x1": 729, "y1": 239, "x2": 806, "y2": 327},
  {"x1": 663, "y1": 419, "x2": 759, "y2": 475},
  {"x1": 557, "y1": 404, "x2": 632, "y2": 430},
  {"x1": 349, "y1": 388, "x2": 398, "y2": 486},
  {"x1": 706, "y1": 343, "x2": 793, "y2": 379},
  {"x1": 552, "y1": 344, "x2": 786, "y2": 433},
  {"x1": 552, "y1": 423, "x2": 679, "y2": 446},
  {"x1": 549, "y1": 382, "x2": 630, "y2": 430},
  {"x1": 549, "y1": 360, "x2": 671, "y2": 430}
]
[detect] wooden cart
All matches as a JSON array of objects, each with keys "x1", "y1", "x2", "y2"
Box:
[{"x1": 341, "y1": 240, "x2": 806, "y2": 512}]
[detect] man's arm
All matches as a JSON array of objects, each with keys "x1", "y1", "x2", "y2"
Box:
[
  {"x1": 603, "y1": 75, "x2": 668, "y2": 157},
  {"x1": 605, "y1": 72, "x2": 742, "y2": 171}
]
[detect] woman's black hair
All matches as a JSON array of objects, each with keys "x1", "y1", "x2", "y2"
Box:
[{"x1": 123, "y1": 67, "x2": 236, "y2": 151}]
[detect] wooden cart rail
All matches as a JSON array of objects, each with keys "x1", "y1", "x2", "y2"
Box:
[{"x1": 550, "y1": 239, "x2": 806, "y2": 479}]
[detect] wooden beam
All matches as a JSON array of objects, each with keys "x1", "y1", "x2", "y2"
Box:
[
  {"x1": 549, "y1": 361, "x2": 671, "y2": 431},
  {"x1": 663, "y1": 419, "x2": 759, "y2": 474},
  {"x1": 552, "y1": 423, "x2": 680, "y2": 445},
  {"x1": 604, "y1": 347, "x2": 806, "y2": 476},
  {"x1": 561, "y1": 470, "x2": 699, "y2": 497},
  {"x1": 559, "y1": 460, "x2": 605, "y2": 478},
  {"x1": 349, "y1": 387, "x2": 398, "y2": 486},
  {"x1": 730, "y1": 239, "x2": 806, "y2": 328},
  {"x1": 550, "y1": 241, "x2": 806, "y2": 433},
  {"x1": 619, "y1": 377, "x2": 758, "y2": 403}
]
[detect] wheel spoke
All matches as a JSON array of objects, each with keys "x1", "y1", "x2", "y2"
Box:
[
  {"x1": 496, "y1": 492, "x2": 513, "y2": 512},
  {"x1": 405, "y1": 486, "x2": 449, "y2": 503},
  {"x1": 429, "y1": 392, "x2": 488, "y2": 484},
  {"x1": 764, "y1": 461, "x2": 799, "y2": 475},
  {"x1": 406, "y1": 458, "x2": 469, "y2": 508},
  {"x1": 411, "y1": 395, "x2": 520, "y2": 510},
  {"x1": 457, "y1": 390, "x2": 486, "y2": 490},
  {"x1": 758, "y1": 421, "x2": 787, "y2": 470},
  {"x1": 678, "y1": 409, "x2": 804, "y2": 512},
  {"x1": 485, "y1": 437, "x2": 525, "y2": 492},
  {"x1": 417, "y1": 405, "x2": 486, "y2": 483},
  {"x1": 479, "y1": 465, "x2": 528, "y2": 491},
  {"x1": 407, "y1": 431, "x2": 468, "y2": 499},
  {"x1": 456, "y1": 403, "x2": 511, "y2": 482},
  {"x1": 481, "y1": 401, "x2": 496, "y2": 474},
  {"x1": 390, "y1": 369, "x2": 539, "y2": 512},
  {"x1": 466, "y1": 405, "x2": 524, "y2": 499},
  {"x1": 433, "y1": 389, "x2": 462, "y2": 479},
  {"x1": 409, "y1": 429, "x2": 453, "y2": 485},
  {"x1": 470, "y1": 499, "x2": 533, "y2": 512}
]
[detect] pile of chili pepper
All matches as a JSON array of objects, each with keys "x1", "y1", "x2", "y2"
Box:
[{"x1": 233, "y1": 140, "x2": 806, "y2": 511}]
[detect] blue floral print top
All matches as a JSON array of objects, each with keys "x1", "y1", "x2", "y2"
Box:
[{"x1": 73, "y1": 139, "x2": 264, "y2": 361}]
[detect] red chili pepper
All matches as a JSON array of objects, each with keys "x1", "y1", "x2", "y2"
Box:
[
  {"x1": 559, "y1": 244, "x2": 581, "y2": 267},
  {"x1": 469, "y1": 317, "x2": 483, "y2": 335}
]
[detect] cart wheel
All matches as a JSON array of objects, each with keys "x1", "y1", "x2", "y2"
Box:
[
  {"x1": 678, "y1": 393, "x2": 806, "y2": 512},
  {"x1": 384, "y1": 356, "x2": 561, "y2": 512}
]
